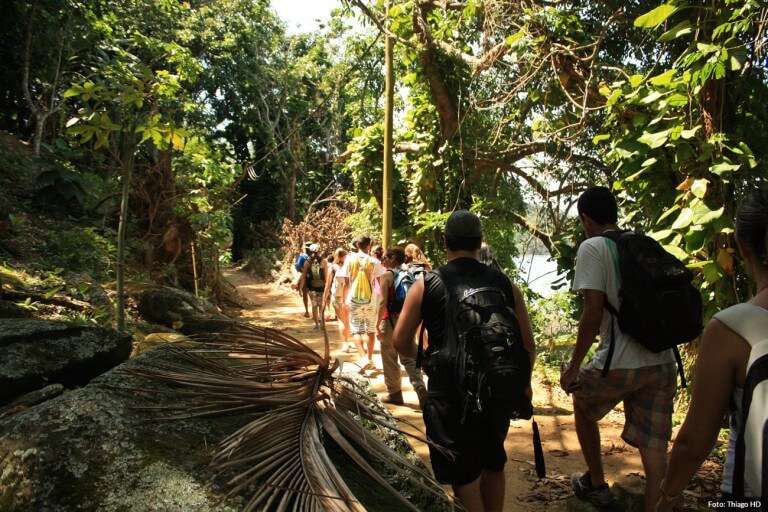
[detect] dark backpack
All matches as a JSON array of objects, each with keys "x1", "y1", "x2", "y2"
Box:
[
  {"x1": 600, "y1": 230, "x2": 703, "y2": 386},
  {"x1": 308, "y1": 260, "x2": 325, "y2": 291},
  {"x1": 420, "y1": 264, "x2": 532, "y2": 424},
  {"x1": 388, "y1": 268, "x2": 415, "y2": 318},
  {"x1": 408, "y1": 263, "x2": 428, "y2": 281}
]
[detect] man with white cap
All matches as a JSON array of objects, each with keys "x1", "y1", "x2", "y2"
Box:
[{"x1": 393, "y1": 210, "x2": 536, "y2": 512}]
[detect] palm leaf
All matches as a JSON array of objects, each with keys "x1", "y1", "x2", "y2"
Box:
[{"x1": 127, "y1": 324, "x2": 451, "y2": 511}]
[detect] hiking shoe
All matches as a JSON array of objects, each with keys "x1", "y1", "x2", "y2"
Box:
[
  {"x1": 571, "y1": 472, "x2": 616, "y2": 508},
  {"x1": 383, "y1": 391, "x2": 404, "y2": 405}
]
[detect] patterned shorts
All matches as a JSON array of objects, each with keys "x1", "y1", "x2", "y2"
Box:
[
  {"x1": 307, "y1": 290, "x2": 322, "y2": 308},
  {"x1": 574, "y1": 362, "x2": 677, "y2": 451},
  {"x1": 348, "y1": 301, "x2": 377, "y2": 335}
]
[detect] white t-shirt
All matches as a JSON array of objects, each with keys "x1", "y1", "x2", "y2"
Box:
[
  {"x1": 572, "y1": 234, "x2": 675, "y2": 370},
  {"x1": 336, "y1": 251, "x2": 385, "y2": 305}
]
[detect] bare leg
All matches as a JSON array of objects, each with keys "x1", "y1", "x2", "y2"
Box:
[
  {"x1": 480, "y1": 470, "x2": 505, "y2": 512},
  {"x1": 574, "y1": 400, "x2": 607, "y2": 486},
  {"x1": 452, "y1": 477, "x2": 483, "y2": 512},
  {"x1": 638, "y1": 445, "x2": 667, "y2": 512},
  {"x1": 365, "y1": 332, "x2": 375, "y2": 362}
]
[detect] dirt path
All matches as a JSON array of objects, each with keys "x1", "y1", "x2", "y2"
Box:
[{"x1": 221, "y1": 268, "x2": 650, "y2": 510}]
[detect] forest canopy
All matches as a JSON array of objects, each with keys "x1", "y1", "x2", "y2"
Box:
[{"x1": 0, "y1": 0, "x2": 766, "y2": 319}]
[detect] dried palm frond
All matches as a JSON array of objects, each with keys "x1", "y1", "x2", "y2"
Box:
[{"x1": 126, "y1": 323, "x2": 451, "y2": 512}]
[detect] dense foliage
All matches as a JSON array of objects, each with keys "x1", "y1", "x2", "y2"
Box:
[{"x1": 1, "y1": 0, "x2": 766, "y2": 326}]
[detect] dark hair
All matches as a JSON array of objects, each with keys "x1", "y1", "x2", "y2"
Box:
[
  {"x1": 354, "y1": 235, "x2": 371, "y2": 250},
  {"x1": 385, "y1": 246, "x2": 406, "y2": 266},
  {"x1": 478, "y1": 242, "x2": 503, "y2": 272},
  {"x1": 444, "y1": 234, "x2": 482, "y2": 252},
  {"x1": 736, "y1": 187, "x2": 768, "y2": 264},
  {"x1": 577, "y1": 186, "x2": 618, "y2": 224},
  {"x1": 372, "y1": 244, "x2": 383, "y2": 259}
]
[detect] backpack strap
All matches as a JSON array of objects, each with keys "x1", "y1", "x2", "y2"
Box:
[
  {"x1": 600, "y1": 235, "x2": 622, "y2": 378},
  {"x1": 712, "y1": 303, "x2": 768, "y2": 497}
]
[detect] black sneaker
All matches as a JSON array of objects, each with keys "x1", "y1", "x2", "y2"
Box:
[{"x1": 571, "y1": 471, "x2": 616, "y2": 508}]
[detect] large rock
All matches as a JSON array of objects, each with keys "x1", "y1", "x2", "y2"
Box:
[
  {"x1": 0, "y1": 319, "x2": 132, "y2": 406},
  {"x1": 133, "y1": 285, "x2": 236, "y2": 335},
  {"x1": 0, "y1": 347, "x2": 247, "y2": 511}
]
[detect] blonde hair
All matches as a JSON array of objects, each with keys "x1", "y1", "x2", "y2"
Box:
[{"x1": 405, "y1": 243, "x2": 432, "y2": 270}]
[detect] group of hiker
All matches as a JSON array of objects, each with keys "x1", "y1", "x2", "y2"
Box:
[{"x1": 292, "y1": 185, "x2": 768, "y2": 512}]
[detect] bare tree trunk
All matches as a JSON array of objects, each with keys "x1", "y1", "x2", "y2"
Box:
[
  {"x1": 22, "y1": 0, "x2": 66, "y2": 157},
  {"x1": 116, "y1": 133, "x2": 136, "y2": 331},
  {"x1": 287, "y1": 168, "x2": 297, "y2": 223}
]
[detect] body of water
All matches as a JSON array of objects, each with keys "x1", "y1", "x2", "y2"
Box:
[{"x1": 514, "y1": 254, "x2": 564, "y2": 297}]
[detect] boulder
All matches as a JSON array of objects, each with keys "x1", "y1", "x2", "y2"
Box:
[
  {"x1": 0, "y1": 319, "x2": 132, "y2": 406},
  {"x1": 0, "y1": 347, "x2": 247, "y2": 511},
  {"x1": 133, "y1": 285, "x2": 235, "y2": 335}
]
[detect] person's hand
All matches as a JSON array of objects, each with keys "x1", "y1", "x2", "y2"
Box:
[
  {"x1": 560, "y1": 363, "x2": 579, "y2": 394},
  {"x1": 655, "y1": 493, "x2": 683, "y2": 512},
  {"x1": 524, "y1": 385, "x2": 533, "y2": 400}
]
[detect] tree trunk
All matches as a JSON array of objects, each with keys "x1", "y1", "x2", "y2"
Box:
[
  {"x1": 287, "y1": 168, "x2": 297, "y2": 223},
  {"x1": 116, "y1": 134, "x2": 136, "y2": 332}
]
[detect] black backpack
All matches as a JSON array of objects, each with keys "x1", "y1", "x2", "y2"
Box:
[
  {"x1": 600, "y1": 230, "x2": 703, "y2": 386},
  {"x1": 419, "y1": 264, "x2": 532, "y2": 424}
]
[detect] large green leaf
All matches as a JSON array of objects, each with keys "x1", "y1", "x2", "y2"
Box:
[{"x1": 635, "y1": 4, "x2": 677, "y2": 29}]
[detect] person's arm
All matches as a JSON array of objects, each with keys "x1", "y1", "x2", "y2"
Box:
[
  {"x1": 322, "y1": 262, "x2": 334, "y2": 304},
  {"x1": 512, "y1": 284, "x2": 536, "y2": 372},
  {"x1": 378, "y1": 271, "x2": 392, "y2": 325},
  {"x1": 655, "y1": 320, "x2": 747, "y2": 511},
  {"x1": 560, "y1": 288, "x2": 603, "y2": 391},
  {"x1": 393, "y1": 278, "x2": 425, "y2": 358}
]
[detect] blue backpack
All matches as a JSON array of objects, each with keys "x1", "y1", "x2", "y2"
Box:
[
  {"x1": 295, "y1": 253, "x2": 308, "y2": 272},
  {"x1": 388, "y1": 269, "x2": 415, "y2": 318}
]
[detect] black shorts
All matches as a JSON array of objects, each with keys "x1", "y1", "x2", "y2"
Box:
[{"x1": 423, "y1": 375, "x2": 511, "y2": 486}]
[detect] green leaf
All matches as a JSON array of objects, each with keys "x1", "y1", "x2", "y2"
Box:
[
  {"x1": 691, "y1": 204, "x2": 723, "y2": 225},
  {"x1": 649, "y1": 70, "x2": 676, "y2": 87},
  {"x1": 691, "y1": 179, "x2": 708, "y2": 198},
  {"x1": 505, "y1": 30, "x2": 524, "y2": 46},
  {"x1": 685, "y1": 228, "x2": 707, "y2": 253},
  {"x1": 658, "y1": 20, "x2": 692, "y2": 42},
  {"x1": 681, "y1": 126, "x2": 700, "y2": 139},
  {"x1": 671, "y1": 207, "x2": 693, "y2": 230},
  {"x1": 629, "y1": 74, "x2": 645, "y2": 88},
  {"x1": 592, "y1": 134, "x2": 610, "y2": 145},
  {"x1": 662, "y1": 243, "x2": 688, "y2": 261},
  {"x1": 657, "y1": 204, "x2": 681, "y2": 224},
  {"x1": 710, "y1": 160, "x2": 741, "y2": 176},
  {"x1": 635, "y1": 4, "x2": 677, "y2": 29},
  {"x1": 638, "y1": 128, "x2": 671, "y2": 149},
  {"x1": 729, "y1": 46, "x2": 747, "y2": 71},
  {"x1": 641, "y1": 157, "x2": 658, "y2": 168},
  {"x1": 648, "y1": 229, "x2": 674, "y2": 242},
  {"x1": 697, "y1": 42, "x2": 720, "y2": 55},
  {"x1": 702, "y1": 262, "x2": 721, "y2": 284}
]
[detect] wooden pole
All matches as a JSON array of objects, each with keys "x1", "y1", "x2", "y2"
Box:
[
  {"x1": 190, "y1": 242, "x2": 199, "y2": 298},
  {"x1": 382, "y1": 0, "x2": 394, "y2": 248}
]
